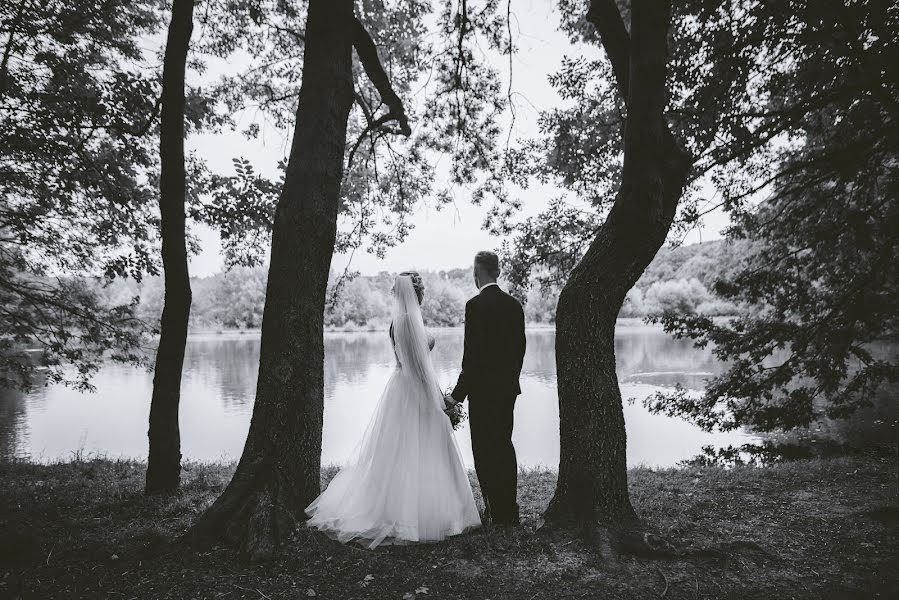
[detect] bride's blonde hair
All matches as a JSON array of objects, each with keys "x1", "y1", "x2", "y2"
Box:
[{"x1": 399, "y1": 271, "x2": 425, "y2": 304}]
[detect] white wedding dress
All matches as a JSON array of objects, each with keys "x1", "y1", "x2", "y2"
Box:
[{"x1": 305, "y1": 275, "x2": 480, "y2": 548}]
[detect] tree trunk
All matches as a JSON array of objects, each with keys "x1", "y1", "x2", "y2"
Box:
[
  {"x1": 544, "y1": 0, "x2": 692, "y2": 529},
  {"x1": 145, "y1": 0, "x2": 194, "y2": 495},
  {"x1": 0, "y1": 0, "x2": 28, "y2": 96},
  {"x1": 188, "y1": 0, "x2": 356, "y2": 561}
]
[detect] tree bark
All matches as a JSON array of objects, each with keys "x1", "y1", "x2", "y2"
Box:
[
  {"x1": 544, "y1": 0, "x2": 692, "y2": 528},
  {"x1": 188, "y1": 0, "x2": 356, "y2": 561},
  {"x1": 145, "y1": 0, "x2": 194, "y2": 495}
]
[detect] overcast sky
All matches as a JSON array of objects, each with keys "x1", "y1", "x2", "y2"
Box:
[{"x1": 185, "y1": 0, "x2": 730, "y2": 278}]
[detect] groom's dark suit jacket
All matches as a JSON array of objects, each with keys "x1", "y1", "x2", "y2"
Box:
[{"x1": 451, "y1": 284, "x2": 526, "y2": 402}]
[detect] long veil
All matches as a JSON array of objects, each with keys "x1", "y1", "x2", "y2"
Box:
[
  {"x1": 305, "y1": 274, "x2": 480, "y2": 547},
  {"x1": 391, "y1": 275, "x2": 442, "y2": 409}
]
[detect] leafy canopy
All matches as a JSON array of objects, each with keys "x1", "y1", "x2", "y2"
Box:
[
  {"x1": 0, "y1": 0, "x2": 166, "y2": 390},
  {"x1": 503, "y1": 0, "x2": 898, "y2": 431}
]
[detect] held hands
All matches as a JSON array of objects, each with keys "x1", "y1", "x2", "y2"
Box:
[
  {"x1": 442, "y1": 392, "x2": 467, "y2": 430},
  {"x1": 443, "y1": 393, "x2": 457, "y2": 415}
]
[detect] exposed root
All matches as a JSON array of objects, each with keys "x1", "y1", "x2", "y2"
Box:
[
  {"x1": 186, "y1": 459, "x2": 299, "y2": 562},
  {"x1": 538, "y1": 514, "x2": 677, "y2": 560},
  {"x1": 585, "y1": 523, "x2": 616, "y2": 562},
  {"x1": 538, "y1": 514, "x2": 776, "y2": 565},
  {"x1": 684, "y1": 538, "x2": 776, "y2": 561},
  {"x1": 612, "y1": 526, "x2": 678, "y2": 558},
  {"x1": 655, "y1": 566, "x2": 669, "y2": 598}
]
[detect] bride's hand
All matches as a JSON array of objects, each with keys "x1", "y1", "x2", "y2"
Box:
[{"x1": 443, "y1": 394, "x2": 457, "y2": 413}]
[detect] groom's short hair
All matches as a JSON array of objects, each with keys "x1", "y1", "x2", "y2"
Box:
[{"x1": 474, "y1": 251, "x2": 500, "y2": 278}]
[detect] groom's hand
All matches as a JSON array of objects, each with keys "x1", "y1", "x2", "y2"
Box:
[{"x1": 443, "y1": 394, "x2": 457, "y2": 414}]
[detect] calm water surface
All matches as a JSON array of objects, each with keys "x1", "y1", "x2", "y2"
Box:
[{"x1": 1, "y1": 326, "x2": 892, "y2": 467}]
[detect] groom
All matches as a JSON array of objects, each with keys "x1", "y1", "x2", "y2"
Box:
[{"x1": 445, "y1": 251, "x2": 526, "y2": 526}]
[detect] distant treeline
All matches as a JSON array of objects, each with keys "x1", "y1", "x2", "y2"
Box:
[{"x1": 104, "y1": 240, "x2": 749, "y2": 330}]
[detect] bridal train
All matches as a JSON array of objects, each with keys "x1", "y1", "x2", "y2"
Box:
[{"x1": 305, "y1": 274, "x2": 480, "y2": 548}]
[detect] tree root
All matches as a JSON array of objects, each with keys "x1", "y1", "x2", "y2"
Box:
[
  {"x1": 612, "y1": 526, "x2": 678, "y2": 558},
  {"x1": 655, "y1": 566, "x2": 669, "y2": 598},
  {"x1": 538, "y1": 517, "x2": 775, "y2": 564},
  {"x1": 683, "y1": 538, "x2": 777, "y2": 560},
  {"x1": 538, "y1": 517, "x2": 677, "y2": 559},
  {"x1": 186, "y1": 458, "x2": 298, "y2": 562}
]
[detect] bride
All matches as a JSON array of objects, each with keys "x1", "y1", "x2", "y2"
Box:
[{"x1": 305, "y1": 272, "x2": 481, "y2": 548}]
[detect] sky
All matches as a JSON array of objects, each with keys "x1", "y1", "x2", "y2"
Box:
[{"x1": 185, "y1": 1, "x2": 731, "y2": 278}]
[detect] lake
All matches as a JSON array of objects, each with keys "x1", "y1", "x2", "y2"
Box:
[{"x1": 1, "y1": 325, "x2": 893, "y2": 468}]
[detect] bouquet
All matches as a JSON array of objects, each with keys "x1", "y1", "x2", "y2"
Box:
[{"x1": 441, "y1": 386, "x2": 467, "y2": 430}]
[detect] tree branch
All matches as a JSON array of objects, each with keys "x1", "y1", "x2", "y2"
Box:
[
  {"x1": 271, "y1": 24, "x2": 306, "y2": 45},
  {"x1": 585, "y1": 0, "x2": 630, "y2": 101},
  {"x1": 132, "y1": 93, "x2": 162, "y2": 137},
  {"x1": 345, "y1": 16, "x2": 412, "y2": 170},
  {"x1": 455, "y1": 0, "x2": 468, "y2": 86},
  {"x1": 587, "y1": 0, "x2": 690, "y2": 177},
  {"x1": 351, "y1": 16, "x2": 411, "y2": 136}
]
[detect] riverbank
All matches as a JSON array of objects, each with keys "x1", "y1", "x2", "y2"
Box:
[{"x1": 1, "y1": 453, "x2": 896, "y2": 599}]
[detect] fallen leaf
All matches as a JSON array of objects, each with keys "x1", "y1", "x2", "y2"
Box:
[
  {"x1": 362, "y1": 574, "x2": 374, "y2": 587},
  {"x1": 306, "y1": 589, "x2": 316, "y2": 597},
  {"x1": 415, "y1": 586, "x2": 429, "y2": 595}
]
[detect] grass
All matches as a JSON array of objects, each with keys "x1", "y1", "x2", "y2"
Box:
[{"x1": 1, "y1": 452, "x2": 896, "y2": 599}]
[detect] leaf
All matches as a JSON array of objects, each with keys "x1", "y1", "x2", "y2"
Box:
[
  {"x1": 362, "y1": 574, "x2": 374, "y2": 587},
  {"x1": 306, "y1": 589, "x2": 316, "y2": 597},
  {"x1": 415, "y1": 587, "x2": 429, "y2": 595}
]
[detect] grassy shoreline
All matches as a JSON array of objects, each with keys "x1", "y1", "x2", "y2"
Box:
[{"x1": 1, "y1": 453, "x2": 896, "y2": 599}]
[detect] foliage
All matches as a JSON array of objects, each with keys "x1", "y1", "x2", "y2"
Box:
[
  {"x1": 325, "y1": 276, "x2": 390, "y2": 328},
  {"x1": 204, "y1": 266, "x2": 268, "y2": 329},
  {"x1": 0, "y1": 0, "x2": 529, "y2": 394},
  {"x1": 678, "y1": 440, "x2": 869, "y2": 468},
  {"x1": 500, "y1": 0, "x2": 898, "y2": 432},
  {"x1": 0, "y1": 274, "x2": 146, "y2": 392},
  {"x1": 644, "y1": 0, "x2": 899, "y2": 432},
  {"x1": 642, "y1": 278, "x2": 710, "y2": 316},
  {"x1": 421, "y1": 278, "x2": 467, "y2": 327},
  {"x1": 113, "y1": 241, "x2": 745, "y2": 331},
  {"x1": 0, "y1": 0, "x2": 512, "y2": 390},
  {"x1": 0, "y1": 0, "x2": 168, "y2": 390},
  {"x1": 197, "y1": 0, "x2": 515, "y2": 268}
]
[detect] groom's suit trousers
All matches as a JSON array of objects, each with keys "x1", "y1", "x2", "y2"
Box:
[
  {"x1": 468, "y1": 391, "x2": 519, "y2": 524},
  {"x1": 451, "y1": 284, "x2": 525, "y2": 525}
]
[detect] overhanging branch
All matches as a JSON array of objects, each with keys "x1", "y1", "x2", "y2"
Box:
[
  {"x1": 586, "y1": 0, "x2": 630, "y2": 102},
  {"x1": 351, "y1": 16, "x2": 411, "y2": 136},
  {"x1": 346, "y1": 15, "x2": 412, "y2": 169}
]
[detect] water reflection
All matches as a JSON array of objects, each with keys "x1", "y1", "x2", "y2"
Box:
[
  {"x1": 0, "y1": 385, "x2": 28, "y2": 459},
  {"x1": 0, "y1": 326, "x2": 891, "y2": 468}
]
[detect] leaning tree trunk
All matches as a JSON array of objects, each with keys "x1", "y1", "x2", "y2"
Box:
[
  {"x1": 188, "y1": 0, "x2": 356, "y2": 561},
  {"x1": 544, "y1": 0, "x2": 692, "y2": 529},
  {"x1": 145, "y1": 0, "x2": 195, "y2": 495}
]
